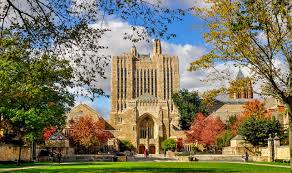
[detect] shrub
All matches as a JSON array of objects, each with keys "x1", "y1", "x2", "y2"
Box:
[
  {"x1": 161, "y1": 139, "x2": 176, "y2": 152},
  {"x1": 119, "y1": 140, "x2": 135, "y2": 152}
]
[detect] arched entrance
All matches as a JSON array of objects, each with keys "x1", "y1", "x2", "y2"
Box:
[
  {"x1": 149, "y1": 145, "x2": 155, "y2": 154},
  {"x1": 137, "y1": 114, "x2": 156, "y2": 153},
  {"x1": 138, "y1": 145, "x2": 145, "y2": 154}
]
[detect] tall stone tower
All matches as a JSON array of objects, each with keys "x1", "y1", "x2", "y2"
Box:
[
  {"x1": 109, "y1": 39, "x2": 180, "y2": 154},
  {"x1": 229, "y1": 69, "x2": 253, "y2": 99}
]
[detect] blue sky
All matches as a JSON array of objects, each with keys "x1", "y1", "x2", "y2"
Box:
[{"x1": 75, "y1": 1, "x2": 243, "y2": 119}]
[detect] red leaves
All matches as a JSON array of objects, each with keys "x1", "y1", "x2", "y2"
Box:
[
  {"x1": 43, "y1": 127, "x2": 57, "y2": 140},
  {"x1": 186, "y1": 113, "x2": 225, "y2": 146},
  {"x1": 69, "y1": 115, "x2": 112, "y2": 147}
]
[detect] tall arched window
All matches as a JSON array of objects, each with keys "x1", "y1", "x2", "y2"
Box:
[{"x1": 139, "y1": 117, "x2": 154, "y2": 139}]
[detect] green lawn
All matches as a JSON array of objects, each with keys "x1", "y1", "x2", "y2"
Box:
[{"x1": 0, "y1": 162, "x2": 289, "y2": 173}]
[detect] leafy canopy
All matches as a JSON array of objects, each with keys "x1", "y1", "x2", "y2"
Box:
[
  {"x1": 69, "y1": 115, "x2": 112, "y2": 147},
  {"x1": 1, "y1": 0, "x2": 185, "y2": 97},
  {"x1": 172, "y1": 89, "x2": 208, "y2": 130},
  {"x1": 0, "y1": 36, "x2": 74, "y2": 142},
  {"x1": 238, "y1": 117, "x2": 282, "y2": 147},
  {"x1": 161, "y1": 138, "x2": 176, "y2": 152},
  {"x1": 187, "y1": 113, "x2": 226, "y2": 147},
  {"x1": 190, "y1": 0, "x2": 291, "y2": 107}
]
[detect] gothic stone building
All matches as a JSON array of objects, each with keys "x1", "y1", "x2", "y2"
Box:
[{"x1": 109, "y1": 39, "x2": 181, "y2": 154}]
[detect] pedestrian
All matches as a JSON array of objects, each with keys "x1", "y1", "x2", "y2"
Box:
[
  {"x1": 144, "y1": 149, "x2": 147, "y2": 158},
  {"x1": 245, "y1": 152, "x2": 249, "y2": 162},
  {"x1": 57, "y1": 150, "x2": 62, "y2": 164}
]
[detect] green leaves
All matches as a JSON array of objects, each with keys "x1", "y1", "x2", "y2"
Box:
[
  {"x1": 238, "y1": 116, "x2": 282, "y2": 146},
  {"x1": 0, "y1": 36, "x2": 74, "y2": 143},
  {"x1": 191, "y1": 0, "x2": 291, "y2": 106},
  {"x1": 172, "y1": 89, "x2": 208, "y2": 130},
  {"x1": 161, "y1": 139, "x2": 176, "y2": 152}
]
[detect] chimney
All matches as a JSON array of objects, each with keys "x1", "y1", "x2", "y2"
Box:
[{"x1": 153, "y1": 39, "x2": 161, "y2": 55}]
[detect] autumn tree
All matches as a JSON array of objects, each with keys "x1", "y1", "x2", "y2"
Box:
[
  {"x1": 43, "y1": 127, "x2": 57, "y2": 141},
  {"x1": 186, "y1": 113, "x2": 206, "y2": 144},
  {"x1": 231, "y1": 100, "x2": 271, "y2": 135},
  {"x1": 172, "y1": 89, "x2": 208, "y2": 130},
  {"x1": 190, "y1": 0, "x2": 291, "y2": 169},
  {"x1": 0, "y1": 36, "x2": 74, "y2": 165},
  {"x1": 69, "y1": 115, "x2": 112, "y2": 152},
  {"x1": 0, "y1": 0, "x2": 185, "y2": 97},
  {"x1": 186, "y1": 113, "x2": 225, "y2": 147}
]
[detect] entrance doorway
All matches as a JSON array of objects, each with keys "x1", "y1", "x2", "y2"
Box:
[
  {"x1": 139, "y1": 145, "x2": 145, "y2": 154},
  {"x1": 149, "y1": 145, "x2": 155, "y2": 154}
]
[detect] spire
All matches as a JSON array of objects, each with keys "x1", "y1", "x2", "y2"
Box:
[
  {"x1": 236, "y1": 68, "x2": 245, "y2": 79},
  {"x1": 153, "y1": 39, "x2": 161, "y2": 55},
  {"x1": 131, "y1": 45, "x2": 137, "y2": 56}
]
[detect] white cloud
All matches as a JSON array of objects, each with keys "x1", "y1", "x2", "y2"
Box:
[{"x1": 75, "y1": 18, "x2": 214, "y2": 117}]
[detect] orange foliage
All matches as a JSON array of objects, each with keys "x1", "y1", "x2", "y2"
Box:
[
  {"x1": 186, "y1": 113, "x2": 206, "y2": 143},
  {"x1": 231, "y1": 100, "x2": 271, "y2": 135},
  {"x1": 186, "y1": 113, "x2": 226, "y2": 146},
  {"x1": 69, "y1": 115, "x2": 112, "y2": 147},
  {"x1": 43, "y1": 127, "x2": 57, "y2": 140}
]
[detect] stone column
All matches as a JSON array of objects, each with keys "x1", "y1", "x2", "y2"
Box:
[
  {"x1": 274, "y1": 133, "x2": 280, "y2": 161},
  {"x1": 268, "y1": 134, "x2": 274, "y2": 162}
]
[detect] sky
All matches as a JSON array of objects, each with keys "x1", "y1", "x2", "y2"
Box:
[{"x1": 75, "y1": 0, "x2": 245, "y2": 119}]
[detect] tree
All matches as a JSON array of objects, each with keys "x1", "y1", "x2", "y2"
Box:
[
  {"x1": 231, "y1": 100, "x2": 271, "y2": 135},
  {"x1": 0, "y1": 36, "x2": 74, "y2": 165},
  {"x1": 186, "y1": 113, "x2": 226, "y2": 147},
  {"x1": 186, "y1": 113, "x2": 206, "y2": 144},
  {"x1": 172, "y1": 89, "x2": 208, "y2": 130},
  {"x1": 43, "y1": 127, "x2": 57, "y2": 141},
  {"x1": 238, "y1": 117, "x2": 282, "y2": 147},
  {"x1": 161, "y1": 139, "x2": 176, "y2": 152},
  {"x1": 200, "y1": 117, "x2": 225, "y2": 146},
  {"x1": 216, "y1": 130, "x2": 234, "y2": 149},
  {"x1": 119, "y1": 140, "x2": 135, "y2": 152},
  {"x1": 190, "y1": 1, "x2": 291, "y2": 169},
  {"x1": 0, "y1": 0, "x2": 185, "y2": 97},
  {"x1": 69, "y1": 115, "x2": 112, "y2": 151}
]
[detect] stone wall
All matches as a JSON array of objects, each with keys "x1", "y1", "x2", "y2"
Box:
[
  {"x1": 223, "y1": 137, "x2": 290, "y2": 162},
  {"x1": 0, "y1": 144, "x2": 31, "y2": 161},
  {"x1": 275, "y1": 146, "x2": 289, "y2": 160}
]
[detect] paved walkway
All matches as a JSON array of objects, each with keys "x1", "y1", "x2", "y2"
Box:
[
  {"x1": 0, "y1": 161, "x2": 289, "y2": 172},
  {"x1": 231, "y1": 162, "x2": 290, "y2": 168}
]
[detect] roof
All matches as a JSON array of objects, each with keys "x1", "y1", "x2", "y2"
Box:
[
  {"x1": 48, "y1": 132, "x2": 67, "y2": 140},
  {"x1": 137, "y1": 93, "x2": 157, "y2": 102},
  {"x1": 209, "y1": 103, "x2": 245, "y2": 123},
  {"x1": 65, "y1": 104, "x2": 104, "y2": 127},
  {"x1": 232, "y1": 135, "x2": 244, "y2": 140},
  {"x1": 236, "y1": 68, "x2": 245, "y2": 79}
]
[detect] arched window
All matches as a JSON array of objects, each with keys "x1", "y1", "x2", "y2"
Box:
[{"x1": 139, "y1": 117, "x2": 154, "y2": 139}]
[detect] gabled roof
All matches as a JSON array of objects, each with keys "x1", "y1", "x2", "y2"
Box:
[
  {"x1": 66, "y1": 104, "x2": 104, "y2": 122},
  {"x1": 232, "y1": 135, "x2": 244, "y2": 140},
  {"x1": 137, "y1": 93, "x2": 157, "y2": 102},
  {"x1": 48, "y1": 132, "x2": 67, "y2": 140}
]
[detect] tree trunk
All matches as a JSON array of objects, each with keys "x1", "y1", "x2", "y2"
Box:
[
  {"x1": 288, "y1": 103, "x2": 292, "y2": 173},
  {"x1": 17, "y1": 143, "x2": 22, "y2": 166}
]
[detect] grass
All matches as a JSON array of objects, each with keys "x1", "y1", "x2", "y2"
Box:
[{"x1": 0, "y1": 162, "x2": 289, "y2": 173}]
